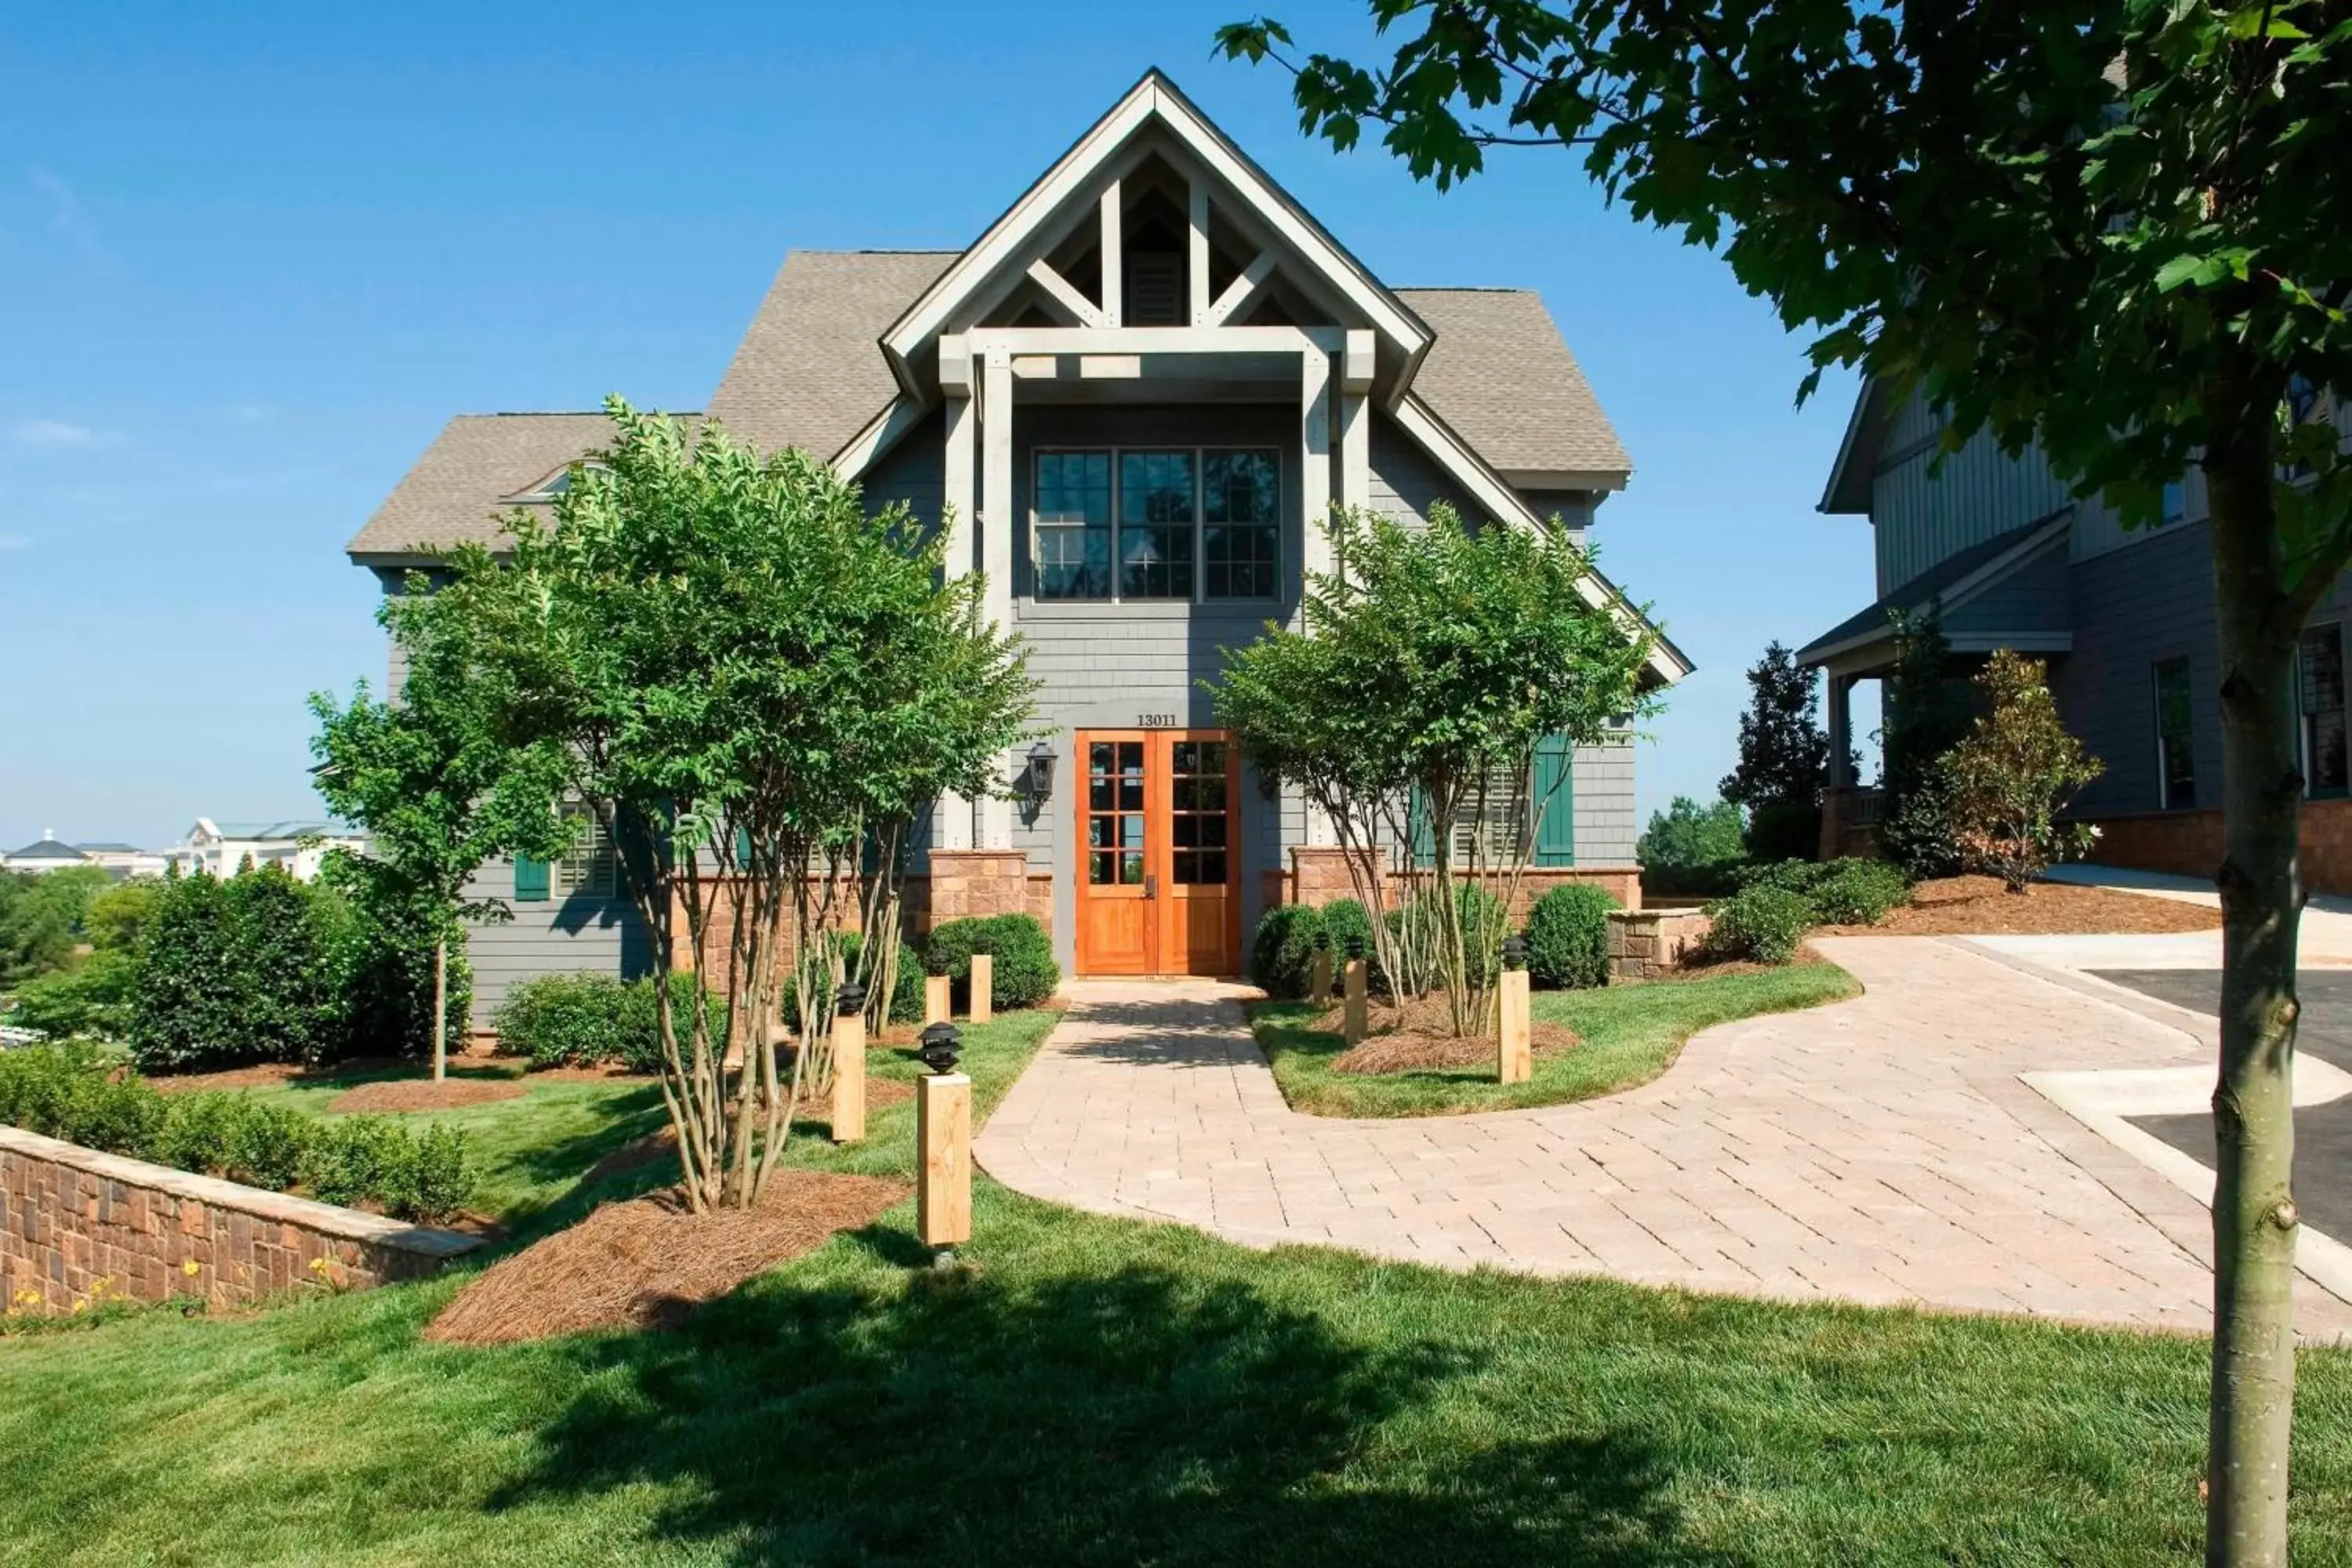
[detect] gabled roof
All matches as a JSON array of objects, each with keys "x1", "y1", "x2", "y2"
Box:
[
  {"x1": 5, "y1": 838, "x2": 90, "y2": 863},
  {"x1": 1795, "y1": 512, "x2": 2071, "y2": 670},
  {"x1": 878, "y1": 70, "x2": 1430, "y2": 400}
]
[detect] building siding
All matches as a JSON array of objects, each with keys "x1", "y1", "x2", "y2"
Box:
[
  {"x1": 1870, "y1": 392, "x2": 2074, "y2": 595},
  {"x1": 2060, "y1": 521, "x2": 2221, "y2": 820},
  {"x1": 459, "y1": 857, "x2": 654, "y2": 1024}
]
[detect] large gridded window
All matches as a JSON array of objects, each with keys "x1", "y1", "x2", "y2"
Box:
[
  {"x1": 2302, "y1": 625, "x2": 2349, "y2": 798},
  {"x1": 2154, "y1": 658, "x2": 2197, "y2": 811},
  {"x1": 1034, "y1": 447, "x2": 1279, "y2": 603},
  {"x1": 1035, "y1": 452, "x2": 1112, "y2": 600}
]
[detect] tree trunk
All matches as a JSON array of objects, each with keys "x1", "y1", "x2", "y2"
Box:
[
  {"x1": 432, "y1": 936, "x2": 448, "y2": 1083},
  {"x1": 2204, "y1": 384, "x2": 2303, "y2": 1568}
]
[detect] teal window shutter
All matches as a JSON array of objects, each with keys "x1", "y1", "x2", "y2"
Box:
[
  {"x1": 1407, "y1": 783, "x2": 1436, "y2": 868},
  {"x1": 514, "y1": 853, "x2": 550, "y2": 902},
  {"x1": 1532, "y1": 738, "x2": 1574, "y2": 866},
  {"x1": 733, "y1": 826, "x2": 751, "y2": 866}
]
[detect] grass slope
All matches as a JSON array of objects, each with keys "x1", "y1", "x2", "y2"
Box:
[
  {"x1": 4, "y1": 999, "x2": 2350, "y2": 1564},
  {"x1": 1254, "y1": 963, "x2": 1862, "y2": 1118}
]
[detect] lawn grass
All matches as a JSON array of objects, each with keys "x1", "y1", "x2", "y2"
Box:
[
  {"x1": 1252, "y1": 961, "x2": 1863, "y2": 1118},
  {"x1": 5, "y1": 996, "x2": 2352, "y2": 1564}
]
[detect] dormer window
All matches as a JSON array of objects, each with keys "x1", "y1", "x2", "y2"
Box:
[{"x1": 509, "y1": 461, "x2": 604, "y2": 503}]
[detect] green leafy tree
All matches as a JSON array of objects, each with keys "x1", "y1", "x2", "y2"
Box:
[
  {"x1": 1945, "y1": 651, "x2": 2106, "y2": 893},
  {"x1": 5, "y1": 880, "x2": 160, "y2": 1040},
  {"x1": 1636, "y1": 795, "x2": 1745, "y2": 872},
  {"x1": 426, "y1": 399, "x2": 1033, "y2": 1211},
  {"x1": 310, "y1": 574, "x2": 574, "y2": 1080},
  {"x1": 0, "y1": 866, "x2": 109, "y2": 987},
  {"x1": 1218, "y1": 5, "x2": 2350, "y2": 1552},
  {"x1": 1216, "y1": 503, "x2": 1656, "y2": 1036}
]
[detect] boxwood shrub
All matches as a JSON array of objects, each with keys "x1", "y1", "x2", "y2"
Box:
[
  {"x1": 1250, "y1": 905, "x2": 1327, "y2": 999},
  {"x1": 493, "y1": 971, "x2": 727, "y2": 1072},
  {"x1": 1704, "y1": 885, "x2": 1813, "y2": 965},
  {"x1": 1523, "y1": 883, "x2": 1618, "y2": 989},
  {"x1": 924, "y1": 914, "x2": 1059, "y2": 1011}
]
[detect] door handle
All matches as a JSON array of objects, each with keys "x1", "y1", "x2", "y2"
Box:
[{"x1": 1145, "y1": 874, "x2": 1158, "y2": 899}]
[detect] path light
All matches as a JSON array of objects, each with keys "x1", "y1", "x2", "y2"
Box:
[
  {"x1": 832, "y1": 980, "x2": 869, "y2": 1146},
  {"x1": 1501, "y1": 935, "x2": 1527, "y2": 971},
  {"x1": 1345, "y1": 934, "x2": 1365, "y2": 961},
  {"x1": 1342, "y1": 934, "x2": 1369, "y2": 1046},
  {"x1": 1309, "y1": 926, "x2": 1334, "y2": 1004},
  {"x1": 1498, "y1": 935, "x2": 1532, "y2": 1085},
  {"x1": 919, "y1": 1022, "x2": 963, "y2": 1076}
]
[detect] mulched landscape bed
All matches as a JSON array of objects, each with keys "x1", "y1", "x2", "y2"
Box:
[
  {"x1": 423, "y1": 1169, "x2": 910, "y2": 1345},
  {"x1": 1306, "y1": 994, "x2": 1580, "y2": 1075},
  {"x1": 326, "y1": 1079, "x2": 531, "y2": 1114},
  {"x1": 146, "y1": 1058, "x2": 412, "y2": 1094},
  {"x1": 1817, "y1": 874, "x2": 2222, "y2": 937},
  {"x1": 582, "y1": 1081, "x2": 918, "y2": 1183}
]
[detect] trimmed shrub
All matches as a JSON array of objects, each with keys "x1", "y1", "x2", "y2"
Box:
[
  {"x1": 153, "y1": 1091, "x2": 240, "y2": 1175},
  {"x1": 1319, "y1": 898, "x2": 1374, "y2": 966},
  {"x1": 402, "y1": 1124, "x2": 475, "y2": 1225},
  {"x1": 493, "y1": 973, "x2": 637, "y2": 1069},
  {"x1": 1523, "y1": 883, "x2": 1618, "y2": 989},
  {"x1": 55, "y1": 1073, "x2": 165, "y2": 1157},
  {"x1": 225, "y1": 1102, "x2": 310, "y2": 1190},
  {"x1": 1806, "y1": 859, "x2": 1913, "y2": 926},
  {"x1": 924, "y1": 915, "x2": 1059, "y2": 1011},
  {"x1": 297, "y1": 1116, "x2": 408, "y2": 1210},
  {"x1": 782, "y1": 932, "x2": 924, "y2": 1029},
  {"x1": 1250, "y1": 905, "x2": 1327, "y2": 1000},
  {"x1": 1704, "y1": 886, "x2": 1813, "y2": 965}
]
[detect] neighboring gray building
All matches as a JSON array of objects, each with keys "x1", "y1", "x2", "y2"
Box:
[
  {"x1": 1798, "y1": 375, "x2": 2352, "y2": 880},
  {"x1": 346, "y1": 71, "x2": 1687, "y2": 1015}
]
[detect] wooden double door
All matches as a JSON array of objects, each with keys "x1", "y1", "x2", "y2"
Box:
[{"x1": 1073, "y1": 729, "x2": 1241, "y2": 976}]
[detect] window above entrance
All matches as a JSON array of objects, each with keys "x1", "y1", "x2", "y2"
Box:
[{"x1": 1036, "y1": 446, "x2": 1279, "y2": 603}]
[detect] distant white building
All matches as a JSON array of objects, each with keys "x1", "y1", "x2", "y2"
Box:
[
  {"x1": 163, "y1": 819, "x2": 368, "y2": 882},
  {"x1": 0, "y1": 831, "x2": 165, "y2": 879}
]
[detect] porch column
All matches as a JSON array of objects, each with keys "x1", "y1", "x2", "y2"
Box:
[
  {"x1": 937, "y1": 334, "x2": 978, "y2": 852},
  {"x1": 1825, "y1": 673, "x2": 1852, "y2": 790},
  {"x1": 1338, "y1": 328, "x2": 1374, "y2": 518},
  {"x1": 1300, "y1": 343, "x2": 1338, "y2": 848},
  {"x1": 978, "y1": 344, "x2": 1015, "y2": 851}
]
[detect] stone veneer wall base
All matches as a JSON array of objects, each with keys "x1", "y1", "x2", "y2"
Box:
[{"x1": 1, "y1": 1126, "x2": 481, "y2": 1316}]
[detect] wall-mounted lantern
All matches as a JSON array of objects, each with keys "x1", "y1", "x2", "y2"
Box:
[{"x1": 1018, "y1": 740, "x2": 1058, "y2": 803}]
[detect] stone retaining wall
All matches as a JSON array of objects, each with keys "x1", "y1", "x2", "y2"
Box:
[
  {"x1": 0, "y1": 1127, "x2": 481, "y2": 1316},
  {"x1": 1606, "y1": 909, "x2": 1714, "y2": 980}
]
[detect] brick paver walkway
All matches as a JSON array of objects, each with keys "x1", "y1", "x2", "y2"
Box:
[{"x1": 978, "y1": 936, "x2": 2352, "y2": 1338}]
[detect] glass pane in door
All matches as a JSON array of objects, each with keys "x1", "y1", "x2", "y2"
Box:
[
  {"x1": 1088, "y1": 741, "x2": 1149, "y2": 884},
  {"x1": 1170, "y1": 740, "x2": 1229, "y2": 885}
]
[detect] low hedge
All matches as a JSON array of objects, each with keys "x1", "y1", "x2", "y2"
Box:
[
  {"x1": 0, "y1": 1046, "x2": 474, "y2": 1224},
  {"x1": 1734, "y1": 858, "x2": 1913, "y2": 927},
  {"x1": 924, "y1": 915, "x2": 1059, "y2": 1010},
  {"x1": 1703, "y1": 886, "x2": 1813, "y2": 965},
  {"x1": 492, "y1": 971, "x2": 728, "y2": 1073},
  {"x1": 1523, "y1": 883, "x2": 1617, "y2": 989}
]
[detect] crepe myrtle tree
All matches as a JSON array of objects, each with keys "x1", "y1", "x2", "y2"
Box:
[
  {"x1": 309, "y1": 586, "x2": 573, "y2": 1081},
  {"x1": 1218, "y1": 4, "x2": 2352, "y2": 1556},
  {"x1": 430, "y1": 398, "x2": 1033, "y2": 1212},
  {"x1": 1214, "y1": 503, "x2": 1656, "y2": 1036}
]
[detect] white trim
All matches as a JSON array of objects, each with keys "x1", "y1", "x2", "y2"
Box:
[
  {"x1": 1186, "y1": 179, "x2": 1212, "y2": 325},
  {"x1": 830, "y1": 397, "x2": 931, "y2": 477},
  {"x1": 880, "y1": 73, "x2": 1426, "y2": 380},
  {"x1": 1024, "y1": 260, "x2": 1107, "y2": 328},
  {"x1": 1500, "y1": 466, "x2": 1627, "y2": 494},
  {"x1": 1204, "y1": 252, "x2": 1279, "y2": 328},
  {"x1": 967, "y1": 324, "x2": 1344, "y2": 357},
  {"x1": 1098, "y1": 180, "x2": 1123, "y2": 328}
]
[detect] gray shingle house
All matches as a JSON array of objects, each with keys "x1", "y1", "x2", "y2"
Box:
[
  {"x1": 1798, "y1": 376, "x2": 2352, "y2": 884},
  {"x1": 347, "y1": 71, "x2": 1685, "y2": 1014}
]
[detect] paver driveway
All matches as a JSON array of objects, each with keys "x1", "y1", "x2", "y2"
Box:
[{"x1": 978, "y1": 935, "x2": 2352, "y2": 1338}]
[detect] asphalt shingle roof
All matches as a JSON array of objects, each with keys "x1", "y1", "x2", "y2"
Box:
[
  {"x1": 1395, "y1": 288, "x2": 1629, "y2": 479},
  {"x1": 348, "y1": 257, "x2": 1629, "y2": 557}
]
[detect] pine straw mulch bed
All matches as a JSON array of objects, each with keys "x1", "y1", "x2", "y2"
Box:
[
  {"x1": 423, "y1": 1169, "x2": 911, "y2": 1345},
  {"x1": 1816, "y1": 874, "x2": 2223, "y2": 937},
  {"x1": 146, "y1": 1058, "x2": 412, "y2": 1095},
  {"x1": 582, "y1": 1082, "x2": 918, "y2": 1182},
  {"x1": 1305, "y1": 994, "x2": 1581, "y2": 1075},
  {"x1": 326, "y1": 1079, "x2": 531, "y2": 1114}
]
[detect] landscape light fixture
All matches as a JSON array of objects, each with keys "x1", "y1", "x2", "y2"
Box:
[
  {"x1": 835, "y1": 980, "x2": 867, "y2": 1018},
  {"x1": 1020, "y1": 740, "x2": 1058, "y2": 802},
  {"x1": 1345, "y1": 935, "x2": 1366, "y2": 961},
  {"x1": 1501, "y1": 935, "x2": 1527, "y2": 971},
  {"x1": 918, "y1": 1022, "x2": 963, "y2": 1076}
]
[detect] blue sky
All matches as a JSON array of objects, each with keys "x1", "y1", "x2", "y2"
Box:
[{"x1": 0, "y1": 2, "x2": 1876, "y2": 851}]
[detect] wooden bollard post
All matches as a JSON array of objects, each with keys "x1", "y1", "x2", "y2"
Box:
[
  {"x1": 1309, "y1": 929, "x2": 1333, "y2": 1006},
  {"x1": 1497, "y1": 935, "x2": 1531, "y2": 1084},
  {"x1": 924, "y1": 958, "x2": 951, "y2": 1027},
  {"x1": 969, "y1": 953, "x2": 994, "y2": 1025},
  {"x1": 831, "y1": 980, "x2": 866, "y2": 1144},
  {"x1": 1342, "y1": 935, "x2": 1368, "y2": 1046},
  {"x1": 915, "y1": 1023, "x2": 971, "y2": 1252}
]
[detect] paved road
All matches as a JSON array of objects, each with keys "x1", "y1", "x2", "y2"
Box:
[
  {"x1": 2092, "y1": 968, "x2": 2352, "y2": 1244},
  {"x1": 976, "y1": 938, "x2": 2352, "y2": 1336}
]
